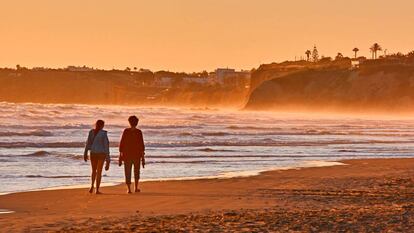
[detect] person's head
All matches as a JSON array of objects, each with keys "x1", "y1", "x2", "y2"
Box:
[
  {"x1": 128, "y1": 115, "x2": 139, "y2": 128},
  {"x1": 95, "y1": 120, "x2": 105, "y2": 131}
]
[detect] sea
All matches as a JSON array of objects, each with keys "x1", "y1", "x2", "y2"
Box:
[{"x1": 1, "y1": 102, "x2": 414, "y2": 194}]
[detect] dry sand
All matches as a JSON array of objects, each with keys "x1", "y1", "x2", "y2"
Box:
[{"x1": 1, "y1": 158, "x2": 414, "y2": 232}]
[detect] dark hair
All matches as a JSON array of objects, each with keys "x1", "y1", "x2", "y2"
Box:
[
  {"x1": 128, "y1": 115, "x2": 139, "y2": 127},
  {"x1": 95, "y1": 120, "x2": 105, "y2": 131}
]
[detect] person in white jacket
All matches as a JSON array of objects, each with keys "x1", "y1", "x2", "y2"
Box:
[{"x1": 84, "y1": 120, "x2": 110, "y2": 194}]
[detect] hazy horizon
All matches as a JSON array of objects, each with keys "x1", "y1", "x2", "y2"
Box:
[{"x1": 1, "y1": 0, "x2": 414, "y2": 72}]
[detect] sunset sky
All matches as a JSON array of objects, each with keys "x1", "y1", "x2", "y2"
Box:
[{"x1": 1, "y1": 0, "x2": 413, "y2": 72}]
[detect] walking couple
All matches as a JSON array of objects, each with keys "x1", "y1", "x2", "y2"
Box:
[{"x1": 83, "y1": 115, "x2": 145, "y2": 194}]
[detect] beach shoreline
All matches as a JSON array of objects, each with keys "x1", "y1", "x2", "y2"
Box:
[
  {"x1": 0, "y1": 159, "x2": 345, "y2": 197},
  {"x1": 1, "y1": 158, "x2": 414, "y2": 232}
]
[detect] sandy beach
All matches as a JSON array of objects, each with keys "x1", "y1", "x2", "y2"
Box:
[{"x1": 1, "y1": 158, "x2": 414, "y2": 232}]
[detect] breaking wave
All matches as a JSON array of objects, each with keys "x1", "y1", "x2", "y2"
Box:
[
  {"x1": 0, "y1": 130, "x2": 53, "y2": 137},
  {"x1": 1, "y1": 138, "x2": 413, "y2": 149},
  {"x1": 196, "y1": 148, "x2": 236, "y2": 152},
  {"x1": 25, "y1": 175, "x2": 89, "y2": 179},
  {"x1": 21, "y1": 151, "x2": 51, "y2": 157}
]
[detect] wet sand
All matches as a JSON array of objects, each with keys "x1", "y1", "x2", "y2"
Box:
[{"x1": 1, "y1": 158, "x2": 414, "y2": 232}]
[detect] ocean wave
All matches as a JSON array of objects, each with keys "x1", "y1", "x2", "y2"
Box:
[
  {"x1": 147, "y1": 160, "x2": 216, "y2": 164},
  {"x1": 227, "y1": 125, "x2": 281, "y2": 131},
  {"x1": 150, "y1": 129, "x2": 414, "y2": 137},
  {"x1": 142, "y1": 125, "x2": 203, "y2": 130},
  {"x1": 224, "y1": 126, "x2": 347, "y2": 136},
  {"x1": 145, "y1": 154, "x2": 365, "y2": 159},
  {"x1": 0, "y1": 130, "x2": 53, "y2": 137},
  {"x1": 149, "y1": 139, "x2": 414, "y2": 148},
  {"x1": 0, "y1": 142, "x2": 87, "y2": 148},
  {"x1": 0, "y1": 124, "x2": 91, "y2": 130},
  {"x1": 3, "y1": 152, "x2": 367, "y2": 161},
  {"x1": 147, "y1": 159, "x2": 282, "y2": 164},
  {"x1": 201, "y1": 132, "x2": 230, "y2": 137},
  {"x1": 196, "y1": 148, "x2": 236, "y2": 152},
  {"x1": 338, "y1": 149, "x2": 358, "y2": 153},
  {"x1": 0, "y1": 150, "x2": 80, "y2": 159},
  {"x1": 19, "y1": 151, "x2": 84, "y2": 160},
  {"x1": 147, "y1": 129, "x2": 414, "y2": 138},
  {"x1": 25, "y1": 175, "x2": 89, "y2": 179},
  {"x1": 178, "y1": 132, "x2": 193, "y2": 136},
  {"x1": 1, "y1": 138, "x2": 413, "y2": 149},
  {"x1": 21, "y1": 151, "x2": 51, "y2": 157}
]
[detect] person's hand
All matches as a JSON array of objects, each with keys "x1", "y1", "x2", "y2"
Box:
[
  {"x1": 142, "y1": 158, "x2": 145, "y2": 169},
  {"x1": 83, "y1": 154, "x2": 88, "y2": 162},
  {"x1": 105, "y1": 161, "x2": 110, "y2": 171},
  {"x1": 118, "y1": 154, "x2": 123, "y2": 167}
]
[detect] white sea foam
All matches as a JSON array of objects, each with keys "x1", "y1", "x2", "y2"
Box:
[{"x1": 0, "y1": 209, "x2": 14, "y2": 214}]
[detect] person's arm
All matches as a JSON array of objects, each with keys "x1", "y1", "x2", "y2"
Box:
[
  {"x1": 104, "y1": 132, "x2": 110, "y2": 170},
  {"x1": 140, "y1": 130, "x2": 145, "y2": 168},
  {"x1": 139, "y1": 130, "x2": 145, "y2": 155},
  {"x1": 119, "y1": 130, "x2": 126, "y2": 166},
  {"x1": 83, "y1": 130, "x2": 92, "y2": 162},
  {"x1": 104, "y1": 132, "x2": 110, "y2": 162}
]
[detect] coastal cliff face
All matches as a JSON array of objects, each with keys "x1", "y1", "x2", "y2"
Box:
[
  {"x1": 248, "y1": 59, "x2": 352, "y2": 94},
  {"x1": 245, "y1": 64, "x2": 414, "y2": 113}
]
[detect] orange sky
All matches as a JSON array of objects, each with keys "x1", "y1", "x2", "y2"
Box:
[{"x1": 0, "y1": 0, "x2": 413, "y2": 72}]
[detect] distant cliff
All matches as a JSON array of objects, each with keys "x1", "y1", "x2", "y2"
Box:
[
  {"x1": 0, "y1": 69, "x2": 155, "y2": 105},
  {"x1": 0, "y1": 69, "x2": 247, "y2": 107},
  {"x1": 245, "y1": 63, "x2": 414, "y2": 113},
  {"x1": 248, "y1": 58, "x2": 352, "y2": 93}
]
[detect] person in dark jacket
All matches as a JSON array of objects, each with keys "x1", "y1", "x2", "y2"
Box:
[{"x1": 119, "y1": 115, "x2": 145, "y2": 193}]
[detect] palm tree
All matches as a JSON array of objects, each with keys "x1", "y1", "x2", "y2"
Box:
[
  {"x1": 335, "y1": 52, "x2": 344, "y2": 60},
  {"x1": 305, "y1": 50, "x2": 311, "y2": 61},
  {"x1": 370, "y1": 43, "x2": 382, "y2": 59},
  {"x1": 312, "y1": 46, "x2": 319, "y2": 62},
  {"x1": 353, "y1": 48, "x2": 359, "y2": 59}
]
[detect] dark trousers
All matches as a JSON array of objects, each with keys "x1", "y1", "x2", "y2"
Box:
[{"x1": 124, "y1": 157, "x2": 141, "y2": 184}]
